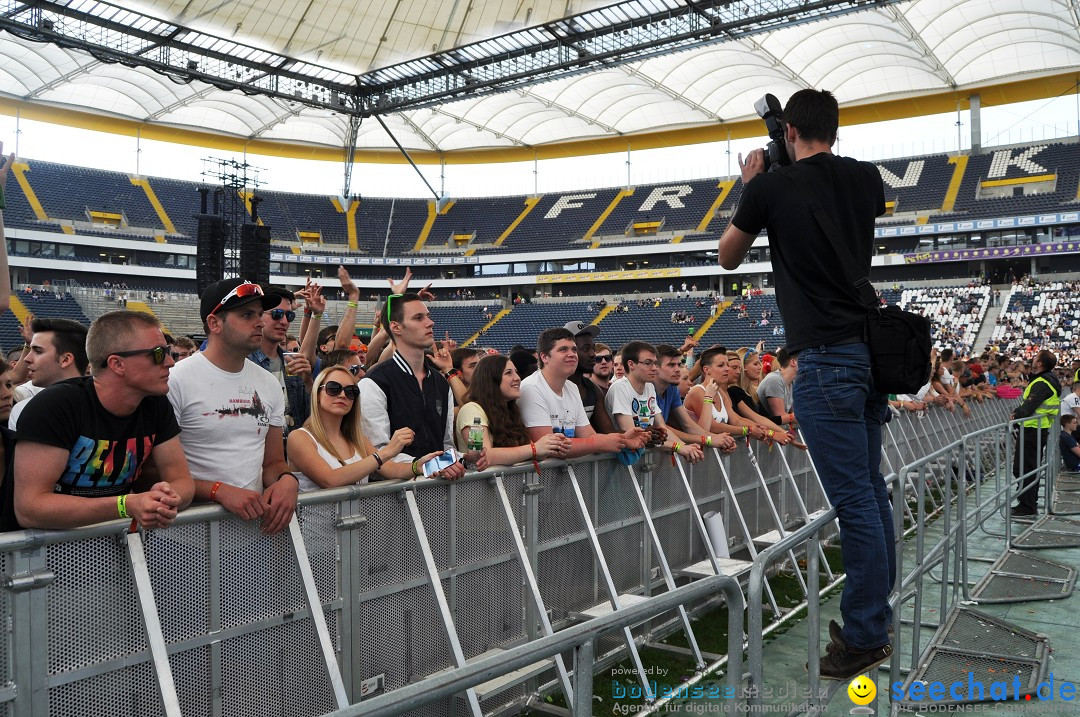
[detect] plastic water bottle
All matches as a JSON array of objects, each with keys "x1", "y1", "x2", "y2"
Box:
[{"x1": 468, "y1": 417, "x2": 484, "y2": 452}]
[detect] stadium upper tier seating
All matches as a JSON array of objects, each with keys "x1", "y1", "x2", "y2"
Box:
[
  {"x1": 5, "y1": 139, "x2": 1076, "y2": 256},
  {"x1": 988, "y1": 281, "x2": 1080, "y2": 356},
  {"x1": 899, "y1": 285, "x2": 991, "y2": 355}
]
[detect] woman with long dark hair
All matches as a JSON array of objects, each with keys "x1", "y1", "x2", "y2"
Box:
[{"x1": 455, "y1": 354, "x2": 571, "y2": 468}]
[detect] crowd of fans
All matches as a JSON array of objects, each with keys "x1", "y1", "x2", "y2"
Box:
[
  {"x1": 988, "y1": 278, "x2": 1080, "y2": 365},
  {"x1": 4, "y1": 260, "x2": 1069, "y2": 537}
]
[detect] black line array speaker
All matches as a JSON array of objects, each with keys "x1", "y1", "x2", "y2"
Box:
[
  {"x1": 240, "y1": 223, "x2": 271, "y2": 285},
  {"x1": 195, "y1": 214, "x2": 227, "y2": 296}
]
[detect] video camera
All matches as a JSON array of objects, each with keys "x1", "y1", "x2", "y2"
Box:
[{"x1": 753, "y1": 93, "x2": 792, "y2": 172}]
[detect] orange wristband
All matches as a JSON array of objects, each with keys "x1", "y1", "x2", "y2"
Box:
[{"x1": 210, "y1": 481, "x2": 223, "y2": 502}]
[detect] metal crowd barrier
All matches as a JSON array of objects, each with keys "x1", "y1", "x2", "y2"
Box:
[
  {"x1": 0, "y1": 432, "x2": 826, "y2": 717},
  {"x1": 0, "y1": 398, "x2": 1007, "y2": 716},
  {"x1": 745, "y1": 398, "x2": 1012, "y2": 714}
]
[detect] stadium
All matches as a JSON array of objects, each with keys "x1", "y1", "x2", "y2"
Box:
[{"x1": 0, "y1": 0, "x2": 1076, "y2": 715}]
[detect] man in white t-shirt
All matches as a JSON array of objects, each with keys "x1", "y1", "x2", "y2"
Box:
[
  {"x1": 519, "y1": 327, "x2": 647, "y2": 457},
  {"x1": 607, "y1": 341, "x2": 703, "y2": 463},
  {"x1": 167, "y1": 278, "x2": 299, "y2": 535},
  {"x1": 1060, "y1": 378, "x2": 1080, "y2": 422}
]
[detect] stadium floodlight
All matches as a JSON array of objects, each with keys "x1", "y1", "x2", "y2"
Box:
[{"x1": 0, "y1": 0, "x2": 903, "y2": 117}]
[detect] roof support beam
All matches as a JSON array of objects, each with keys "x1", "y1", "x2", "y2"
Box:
[
  {"x1": 884, "y1": 5, "x2": 957, "y2": 88},
  {"x1": 0, "y1": 0, "x2": 907, "y2": 120}
]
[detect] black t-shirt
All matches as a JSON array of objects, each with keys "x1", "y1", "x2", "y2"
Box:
[
  {"x1": 16, "y1": 376, "x2": 181, "y2": 498},
  {"x1": 731, "y1": 152, "x2": 885, "y2": 352},
  {"x1": 728, "y1": 385, "x2": 756, "y2": 416}
]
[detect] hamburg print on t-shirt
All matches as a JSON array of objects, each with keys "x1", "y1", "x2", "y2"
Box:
[
  {"x1": 58, "y1": 435, "x2": 155, "y2": 496},
  {"x1": 207, "y1": 387, "x2": 270, "y2": 427}
]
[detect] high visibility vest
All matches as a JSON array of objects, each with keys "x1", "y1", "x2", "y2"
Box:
[{"x1": 1022, "y1": 375, "x2": 1060, "y2": 429}]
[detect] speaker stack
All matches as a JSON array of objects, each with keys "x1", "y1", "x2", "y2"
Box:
[
  {"x1": 195, "y1": 214, "x2": 227, "y2": 296},
  {"x1": 240, "y1": 224, "x2": 271, "y2": 286}
]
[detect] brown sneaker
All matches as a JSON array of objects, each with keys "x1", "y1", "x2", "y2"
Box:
[
  {"x1": 825, "y1": 620, "x2": 892, "y2": 655},
  {"x1": 815, "y1": 625, "x2": 892, "y2": 681}
]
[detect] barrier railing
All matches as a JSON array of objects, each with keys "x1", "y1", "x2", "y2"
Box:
[
  {"x1": 0, "y1": 397, "x2": 1008, "y2": 716},
  {"x1": 745, "y1": 398, "x2": 1013, "y2": 713}
]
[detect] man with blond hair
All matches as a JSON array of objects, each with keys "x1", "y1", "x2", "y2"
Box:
[{"x1": 14, "y1": 310, "x2": 194, "y2": 530}]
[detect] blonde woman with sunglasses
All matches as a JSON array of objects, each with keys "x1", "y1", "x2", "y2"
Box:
[{"x1": 288, "y1": 367, "x2": 438, "y2": 489}]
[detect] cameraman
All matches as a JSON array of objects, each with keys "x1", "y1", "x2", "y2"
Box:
[{"x1": 718, "y1": 89, "x2": 890, "y2": 681}]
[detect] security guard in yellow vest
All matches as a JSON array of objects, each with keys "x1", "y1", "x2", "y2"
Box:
[{"x1": 1011, "y1": 349, "x2": 1061, "y2": 516}]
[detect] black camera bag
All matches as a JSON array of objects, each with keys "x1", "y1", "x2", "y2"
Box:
[{"x1": 782, "y1": 165, "x2": 931, "y2": 394}]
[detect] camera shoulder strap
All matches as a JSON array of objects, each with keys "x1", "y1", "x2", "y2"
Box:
[{"x1": 780, "y1": 163, "x2": 878, "y2": 310}]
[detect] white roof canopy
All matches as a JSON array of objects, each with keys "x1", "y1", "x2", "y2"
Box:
[{"x1": 0, "y1": 0, "x2": 1076, "y2": 153}]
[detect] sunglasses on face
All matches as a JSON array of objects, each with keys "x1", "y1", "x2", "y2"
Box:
[
  {"x1": 209, "y1": 281, "x2": 264, "y2": 317},
  {"x1": 595, "y1": 355, "x2": 613, "y2": 363},
  {"x1": 344, "y1": 364, "x2": 362, "y2": 376},
  {"x1": 321, "y1": 380, "x2": 359, "y2": 399},
  {"x1": 268, "y1": 308, "x2": 296, "y2": 322},
  {"x1": 103, "y1": 345, "x2": 169, "y2": 368}
]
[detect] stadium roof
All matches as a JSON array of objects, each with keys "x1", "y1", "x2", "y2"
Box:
[{"x1": 0, "y1": 0, "x2": 1077, "y2": 163}]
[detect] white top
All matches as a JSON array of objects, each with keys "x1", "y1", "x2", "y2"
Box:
[
  {"x1": 711, "y1": 397, "x2": 729, "y2": 424},
  {"x1": 605, "y1": 377, "x2": 657, "y2": 428},
  {"x1": 454, "y1": 402, "x2": 489, "y2": 453},
  {"x1": 7, "y1": 387, "x2": 41, "y2": 431},
  {"x1": 290, "y1": 427, "x2": 366, "y2": 493},
  {"x1": 519, "y1": 370, "x2": 589, "y2": 435},
  {"x1": 167, "y1": 353, "x2": 285, "y2": 491},
  {"x1": 11, "y1": 382, "x2": 42, "y2": 406},
  {"x1": 1061, "y1": 392, "x2": 1080, "y2": 418}
]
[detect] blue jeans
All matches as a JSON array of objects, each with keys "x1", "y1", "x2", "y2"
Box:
[{"x1": 792, "y1": 342, "x2": 893, "y2": 651}]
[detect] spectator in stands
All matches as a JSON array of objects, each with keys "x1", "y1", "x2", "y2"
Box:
[
  {"x1": 1061, "y1": 415, "x2": 1080, "y2": 472},
  {"x1": 288, "y1": 366, "x2": 433, "y2": 489},
  {"x1": 564, "y1": 321, "x2": 616, "y2": 435},
  {"x1": 454, "y1": 354, "x2": 571, "y2": 466},
  {"x1": 756, "y1": 347, "x2": 797, "y2": 427},
  {"x1": 652, "y1": 344, "x2": 736, "y2": 453},
  {"x1": 1060, "y1": 374, "x2": 1080, "y2": 423},
  {"x1": 1011, "y1": 349, "x2": 1061, "y2": 516},
  {"x1": 324, "y1": 349, "x2": 365, "y2": 378},
  {"x1": 172, "y1": 336, "x2": 197, "y2": 362},
  {"x1": 519, "y1": 327, "x2": 646, "y2": 456},
  {"x1": 317, "y1": 326, "x2": 338, "y2": 357},
  {"x1": 736, "y1": 348, "x2": 765, "y2": 413},
  {"x1": 510, "y1": 349, "x2": 538, "y2": 380},
  {"x1": 612, "y1": 352, "x2": 626, "y2": 380},
  {"x1": 249, "y1": 287, "x2": 315, "y2": 435},
  {"x1": 4, "y1": 349, "x2": 20, "y2": 369},
  {"x1": 14, "y1": 311, "x2": 195, "y2": 530},
  {"x1": 607, "y1": 341, "x2": 703, "y2": 463},
  {"x1": 591, "y1": 343, "x2": 615, "y2": 391},
  {"x1": 726, "y1": 350, "x2": 801, "y2": 446},
  {"x1": 359, "y1": 292, "x2": 466, "y2": 481},
  {"x1": 678, "y1": 365, "x2": 692, "y2": 400},
  {"x1": 168, "y1": 279, "x2": 299, "y2": 535},
  {"x1": 8, "y1": 318, "x2": 89, "y2": 431},
  {"x1": 435, "y1": 346, "x2": 481, "y2": 408},
  {"x1": 0, "y1": 359, "x2": 15, "y2": 528},
  {"x1": 281, "y1": 334, "x2": 300, "y2": 353},
  {"x1": 718, "y1": 88, "x2": 892, "y2": 679},
  {"x1": 683, "y1": 347, "x2": 771, "y2": 443}
]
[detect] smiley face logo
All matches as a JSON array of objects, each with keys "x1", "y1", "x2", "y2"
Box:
[{"x1": 848, "y1": 675, "x2": 876, "y2": 705}]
